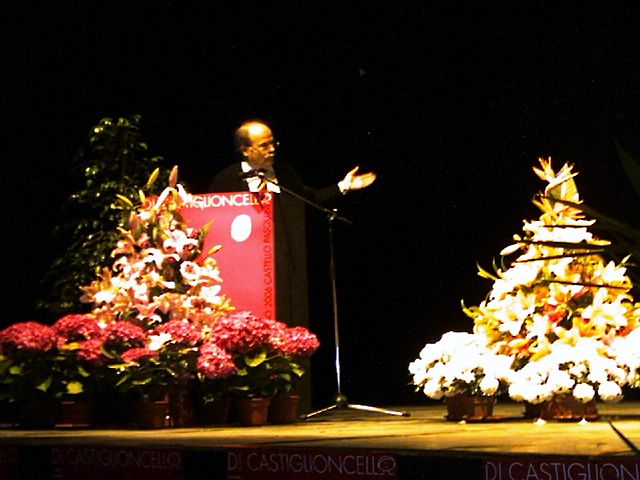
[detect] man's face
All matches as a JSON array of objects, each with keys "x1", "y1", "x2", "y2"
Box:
[{"x1": 242, "y1": 123, "x2": 277, "y2": 170}]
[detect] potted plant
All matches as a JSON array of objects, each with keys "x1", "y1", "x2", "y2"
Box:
[
  {"x1": 51, "y1": 313, "x2": 109, "y2": 426},
  {"x1": 204, "y1": 312, "x2": 320, "y2": 425},
  {"x1": 0, "y1": 321, "x2": 63, "y2": 427},
  {"x1": 409, "y1": 331, "x2": 514, "y2": 421},
  {"x1": 459, "y1": 158, "x2": 640, "y2": 419},
  {"x1": 108, "y1": 319, "x2": 203, "y2": 428},
  {"x1": 37, "y1": 114, "x2": 170, "y2": 319},
  {"x1": 265, "y1": 322, "x2": 320, "y2": 423},
  {"x1": 195, "y1": 342, "x2": 237, "y2": 424},
  {"x1": 507, "y1": 336, "x2": 637, "y2": 420}
]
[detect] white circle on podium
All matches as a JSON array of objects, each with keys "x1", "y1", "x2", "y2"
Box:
[{"x1": 230, "y1": 214, "x2": 253, "y2": 242}]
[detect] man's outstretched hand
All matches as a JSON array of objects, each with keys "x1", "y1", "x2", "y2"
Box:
[{"x1": 339, "y1": 166, "x2": 377, "y2": 192}]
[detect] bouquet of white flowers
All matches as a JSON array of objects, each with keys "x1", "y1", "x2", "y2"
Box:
[{"x1": 409, "y1": 332, "x2": 514, "y2": 400}]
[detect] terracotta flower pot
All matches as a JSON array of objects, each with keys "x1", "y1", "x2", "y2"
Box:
[
  {"x1": 133, "y1": 397, "x2": 172, "y2": 429},
  {"x1": 56, "y1": 398, "x2": 96, "y2": 428},
  {"x1": 234, "y1": 397, "x2": 271, "y2": 426},
  {"x1": 268, "y1": 395, "x2": 300, "y2": 424},
  {"x1": 168, "y1": 390, "x2": 196, "y2": 427},
  {"x1": 541, "y1": 395, "x2": 598, "y2": 421},
  {"x1": 18, "y1": 399, "x2": 57, "y2": 429},
  {"x1": 444, "y1": 393, "x2": 496, "y2": 421},
  {"x1": 199, "y1": 397, "x2": 233, "y2": 425}
]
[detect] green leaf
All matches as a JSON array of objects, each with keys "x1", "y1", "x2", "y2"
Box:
[
  {"x1": 66, "y1": 381, "x2": 84, "y2": 395},
  {"x1": 616, "y1": 142, "x2": 640, "y2": 197},
  {"x1": 37, "y1": 376, "x2": 53, "y2": 393},
  {"x1": 245, "y1": 350, "x2": 267, "y2": 367}
]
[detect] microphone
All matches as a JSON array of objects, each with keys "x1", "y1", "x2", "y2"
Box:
[{"x1": 238, "y1": 169, "x2": 267, "y2": 180}]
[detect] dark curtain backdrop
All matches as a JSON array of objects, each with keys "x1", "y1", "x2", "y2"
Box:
[{"x1": 4, "y1": 2, "x2": 639, "y2": 406}]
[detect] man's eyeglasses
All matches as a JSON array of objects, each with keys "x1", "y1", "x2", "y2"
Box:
[{"x1": 252, "y1": 140, "x2": 279, "y2": 151}]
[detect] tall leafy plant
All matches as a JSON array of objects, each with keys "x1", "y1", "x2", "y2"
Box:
[{"x1": 37, "y1": 114, "x2": 169, "y2": 318}]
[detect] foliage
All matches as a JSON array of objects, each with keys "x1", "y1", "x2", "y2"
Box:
[
  {"x1": 0, "y1": 316, "x2": 108, "y2": 403},
  {"x1": 109, "y1": 320, "x2": 204, "y2": 401},
  {"x1": 206, "y1": 312, "x2": 319, "y2": 399},
  {"x1": 79, "y1": 166, "x2": 233, "y2": 327},
  {"x1": 37, "y1": 114, "x2": 170, "y2": 318},
  {"x1": 2, "y1": 170, "x2": 321, "y2": 409}
]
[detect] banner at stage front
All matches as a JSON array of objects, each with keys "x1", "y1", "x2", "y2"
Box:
[{"x1": 181, "y1": 191, "x2": 275, "y2": 319}]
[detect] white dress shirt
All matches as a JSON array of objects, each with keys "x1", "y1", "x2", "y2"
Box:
[{"x1": 241, "y1": 162, "x2": 281, "y2": 193}]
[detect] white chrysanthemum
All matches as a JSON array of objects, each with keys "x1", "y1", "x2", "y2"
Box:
[
  {"x1": 572, "y1": 383, "x2": 595, "y2": 403},
  {"x1": 598, "y1": 381, "x2": 623, "y2": 403},
  {"x1": 479, "y1": 375, "x2": 500, "y2": 395},
  {"x1": 409, "y1": 332, "x2": 514, "y2": 399},
  {"x1": 408, "y1": 358, "x2": 429, "y2": 385},
  {"x1": 547, "y1": 370, "x2": 575, "y2": 394},
  {"x1": 423, "y1": 380, "x2": 444, "y2": 399}
]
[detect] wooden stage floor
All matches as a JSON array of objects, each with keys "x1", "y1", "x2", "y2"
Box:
[{"x1": 1, "y1": 401, "x2": 639, "y2": 479}]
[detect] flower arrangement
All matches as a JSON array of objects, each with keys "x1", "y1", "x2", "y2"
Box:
[
  {"x1": 196, "y1": 342, "x2": 237, "y2": 403},
  {"x1": 409, "y1": 331, "x2": 514, "y2": 399},
  {"x1": 206, "y1": 312, "x2": 320, "y2": 399},
  {"x1": 410, "y1": 158, "x2": 640, "y2": 409},
  {"x1": 72, "y1": 167, "x2": 235, "y2": 403},
  {"x1": 52, "y1": 313, "x2": 110, "y2": 398},
  {"x1": 0, "y1": 167, "x2": 321, "y2": 425},
  {"x1": 79, "y1": 166, "x2": 233, "y2": 330},
  {"x1": 0, "y1": 321, "x2": 61, "y2": 404},
  {"x1": 0, "y1": 314, "x2": 109, "y2": 404},
  {"x1": 507, "y1": 337, "x2": 629, "y2": 404},
  {"x1": 109, "y1": 319, "x2": 204, "y2": 401}
]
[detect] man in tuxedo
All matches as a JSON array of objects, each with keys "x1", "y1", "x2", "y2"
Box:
[
  {"x1": 209, "y1": 120, "x2": 376, "y2": 412},
  {"x1": 209, "y1": 120, "x2": 376, "y2": 330}
]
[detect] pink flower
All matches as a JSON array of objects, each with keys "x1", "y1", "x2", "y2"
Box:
[
  {"x1": 121, "y1": 347, "x2": 159, "y2": 363},
  {"x1": 102, "y1": 321, "x2": 146, "y2": 348},
  {"x1": 53, "y1": 314, "x2": 103, "y2": 343},
  {"x1": 270, "y1": 326, "x2": 320, "y2": 356},
  {"x1": 197, "y1": 343, "x2": 237, "y2": 379},
  {"x1": 208, "y1": 312, "x2": 274, "y2": 354},
  {"x1": 153, "y1": 319, "x2": 202, "y2": 346},
  {"x1": 0, "y1": 321, "x2": 58, "y2": 355},
  {"x1": 77, "y1": 337, "x2": 109, "y2": 366}
]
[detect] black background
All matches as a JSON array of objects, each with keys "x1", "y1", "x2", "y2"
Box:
[{"x1": 4, "y1": 2, "x2": 640, "y2": 407}]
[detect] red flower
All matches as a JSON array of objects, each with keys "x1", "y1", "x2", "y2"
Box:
[
  {"x1": 208, "y1": 312, "x2": 274, "y2": 354},
  {"x1": 153, "y1": 319, "x2": 202, "y2": 346},
  {"x1": 0, "y1": 321, "x2": 58, "y2": 355},
  {"x1": 77, "y1": 337, "x2": 109, "y2": 366},
  {"x1": 197, "y1": 343, "x2": 237, "y2": 379},
  {"x1": 53, "y1": 314, "x2": 102, "y2": 343},
  {"x1": 270, "y1": 326, "x2": 320, "y2": 357},
  {"x1": 121, "y1": 347, "x2": 159, "y2": 363},
  {"x1": 102, "y1": 321, "x2": 146, "y2": 348},
  {"x1": 542, "y1": 304, "x2": 567, "y2": 324}
]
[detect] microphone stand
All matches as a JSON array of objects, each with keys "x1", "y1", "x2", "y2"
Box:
[{"x1": 255, "y1": 172, "x2": 410, "y2": 419}]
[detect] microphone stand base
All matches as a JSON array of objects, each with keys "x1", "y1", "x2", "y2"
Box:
[{"x1": 301, "y1": 394, "x2": 410, "y2": 420}]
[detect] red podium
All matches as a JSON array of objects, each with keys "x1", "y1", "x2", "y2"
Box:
[{"x1": 181, "y1": 191, "x2": 275, "y2": 319}]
